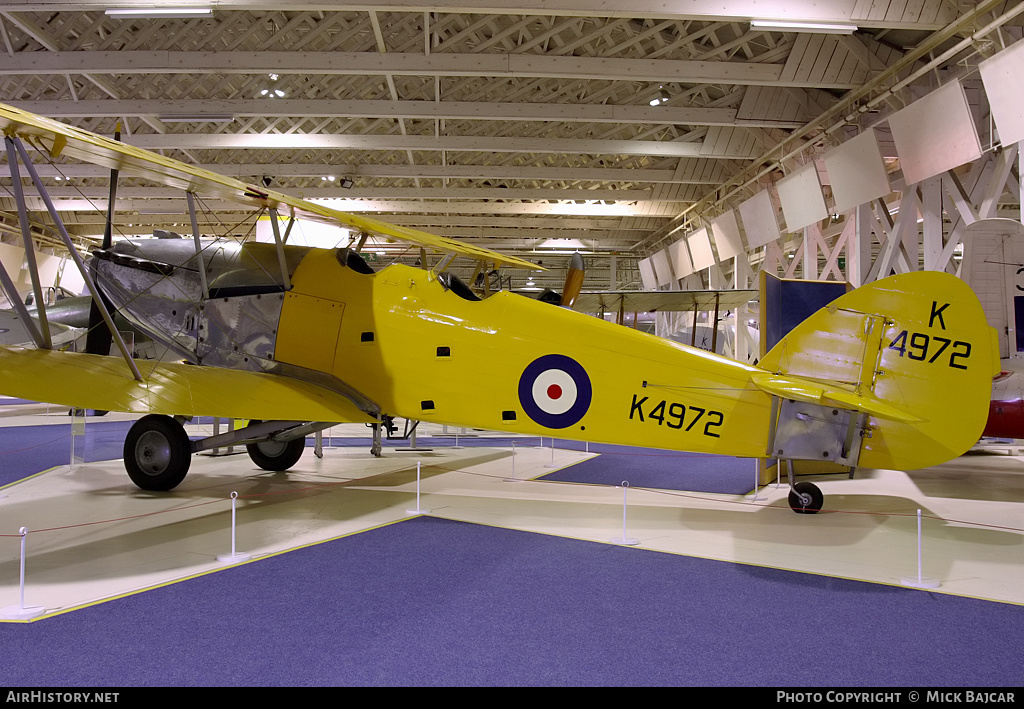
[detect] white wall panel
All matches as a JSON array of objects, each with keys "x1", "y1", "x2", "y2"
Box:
[
  {"x1": 668, "y1": 238, "x2": 693, "y2": 279},
  {"x1": 823, "y1": 129, "x2": 891, "y2": 213},
  {"x1": 777, "y1": 162, "x2": 828, "y2": 231},
  {"x1": 888, "y1": 80, "x2": 981, "y2": 186},
  {"x1": 979, "y1": 39, "x2": 1024, "y2": 148},
  {"x1": 737, "y1": 190, "x2": 780, "y2": 248},
  {"x1": 0, "y1": 243, "x2": 25, "y2": 281},
  {"x1": 710, "y1": 209, "x2": 743, "y2": 261},
  {"x1": 651, "y1": 249, "x2": 675, "y2": 287},
  {"x1": 688, "y1": 228, "x2": 715, "y2": 271},
  {"x1": 638, "y1": 257, "x2": 657, "y2": 290}
]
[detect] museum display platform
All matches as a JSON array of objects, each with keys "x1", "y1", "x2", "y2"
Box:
[{"x1": 1, "y1": 407, "x2": 1022, "y2": 621}]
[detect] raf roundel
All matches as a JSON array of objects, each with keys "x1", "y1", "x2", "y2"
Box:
[{"x1": 518, "y1": 354, "x2": 592, "y2": 429}]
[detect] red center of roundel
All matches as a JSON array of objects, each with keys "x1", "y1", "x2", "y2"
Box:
[{"x1": 547, "y1": 384, "x2": 563, "y2": 400}]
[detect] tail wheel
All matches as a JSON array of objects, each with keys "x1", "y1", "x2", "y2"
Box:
[
  {"x1": 788, "y1": 481, "x2": 824, "y2": 514},
  {"x1": 124, "y1": 414, "x2": 191, "y2": 491},
  {"x1": 244, "y1": 420, "x2": 306, "y2": 471}
]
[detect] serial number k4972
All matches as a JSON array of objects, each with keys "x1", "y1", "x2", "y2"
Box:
[{"x1": 628, "y1": 394, "x2": 723, "y2": 437}]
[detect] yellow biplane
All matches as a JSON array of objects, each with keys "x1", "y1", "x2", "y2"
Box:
[{"x1": 0, "y1": 102, "x2": 1000, "y2": 513}]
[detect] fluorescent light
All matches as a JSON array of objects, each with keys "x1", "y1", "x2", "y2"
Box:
[
  {"x1": 105, "y1": 8, "x2": 213, "y2": 18},
  {"x1": 750, "y1": 20, "x2": 857, "y2": 35}
]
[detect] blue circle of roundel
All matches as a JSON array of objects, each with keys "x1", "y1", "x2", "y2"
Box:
[{"x1": 518, "y1": 354, "x2": 592, "y2": 429}]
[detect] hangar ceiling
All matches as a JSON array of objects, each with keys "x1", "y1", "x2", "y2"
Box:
[{"x1": 1, "y1": 1, "x2": 1022, "y2": 291}]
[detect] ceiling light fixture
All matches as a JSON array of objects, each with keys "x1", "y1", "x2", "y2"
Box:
[
  {"x1": 259, "y1": 74, "x2": 285, "y2": 98},
  {"x1": 750, "y1": 20, "x2": 857, "y2": 34},
  {"x1": 649, "y1": 86, "x2": 671, "y2": 107},
  {"x1": 105, "y1": 8, "x2": 213, "y2": 19}
]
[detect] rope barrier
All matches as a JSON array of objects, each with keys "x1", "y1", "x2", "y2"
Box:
[{"x1": 0, "y1": 437, "x2": 1021, "y2": 539}]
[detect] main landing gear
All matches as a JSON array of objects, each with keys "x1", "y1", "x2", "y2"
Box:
[
  {"x1": 123, "y1": 414, "x2": 192, "y2": 491},
  {"x1": 243, "y1": 419, "x2": 306, "y2": 471},
  {"x1": 122, "y1": 415, "x2": 316, "y2": 491}
]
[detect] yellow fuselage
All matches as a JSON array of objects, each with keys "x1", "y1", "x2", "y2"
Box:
[{"x1": 274, "y1": 250, "x2": 773, "y2": 456}]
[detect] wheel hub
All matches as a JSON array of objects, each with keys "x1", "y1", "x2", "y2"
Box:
[
  {"x1": 136, "y1": 430, "x2": 171, "y2": 475},
  {"x1": 257, "y1": 440, "x2": 288, "y2": 457}
]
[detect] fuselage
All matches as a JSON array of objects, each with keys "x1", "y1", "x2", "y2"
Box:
[{"x1": 93, "y1": 238, "x2": 775, "y2": 457}]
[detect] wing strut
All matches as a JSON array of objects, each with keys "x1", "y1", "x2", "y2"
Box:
[
  {"x1": 267, "y1": 208, "x2": 292, "y2": 291},
  {"x1": 186, "y1": 192, "x2": 209, "y2": 300},
  {"x1": 9, "y1": 136, "x2": 142, "y2": 382},
  {"x1": 3, "y1": 137, "x2": 51, "y2": 349}
]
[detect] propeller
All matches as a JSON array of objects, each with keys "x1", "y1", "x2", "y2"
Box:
[{"x1": 559, "y1": 252, "x2": 585, "y2": 308}]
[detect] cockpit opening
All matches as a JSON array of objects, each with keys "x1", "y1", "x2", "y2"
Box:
[
  {"x1": 335, "y1": 248, "x2": 375, "y2": 274},
  {"x1": 438, "y1": 272, "x2": 481, "y2": 302}
]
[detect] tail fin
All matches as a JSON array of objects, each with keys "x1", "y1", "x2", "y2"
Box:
[{"x1": 756, "y1": 272, "x2": 999, "y2": 470}]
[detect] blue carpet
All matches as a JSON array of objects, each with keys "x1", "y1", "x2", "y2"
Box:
[
  {"x1": 0, "y1": 420, "x2": 133, "y2": 487},
  {"x1": 1, "y1": 516, "x2": 1021, "y2": 687},
  {"x1": 325, "y1": 437, "x2": 756, "y2": 494},
  {"x1": 536, "y1": 442, "x2": 756, "y2": 494}
]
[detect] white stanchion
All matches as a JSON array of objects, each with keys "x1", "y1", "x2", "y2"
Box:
[
  {"x1": 901, "y1": 508, "x2": 940, "y2": 589},
  {"x1": 1, "y1": 527, "x2": 44, "y2": 620},
  {"x1": 406, "y1": 461, "x2": 431, "y2": 515},
  {"x1": 609, "y1": 481, "x2": 640, "y2": 546},
  {"x1": 750, "y1": 459, "x2": 767, "y2": 501},
  {"x1": 545, "y1": 437, "x2": 559, "y2": 468},
  {"x1": 217, "y1": 492, "x2": 252, "y2": 563},
  {"x1": 503, "y1": 441, "x2": 520, "y2": 483}
]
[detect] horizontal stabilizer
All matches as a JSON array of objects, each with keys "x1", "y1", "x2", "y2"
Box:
[{"x1": 749, "y1": 373, "x2": 922, "y2": 423}]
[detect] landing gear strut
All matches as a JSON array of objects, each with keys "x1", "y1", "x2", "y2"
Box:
[{"x1": 123, "y1": 414, "x2": 191, "y2": 491}]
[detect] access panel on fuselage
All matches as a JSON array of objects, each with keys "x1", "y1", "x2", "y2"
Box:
[{"x1": 274, "y1": 292, "x2": 345, "y2": 374}]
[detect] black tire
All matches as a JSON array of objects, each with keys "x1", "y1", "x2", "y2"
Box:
[
  {"x1": 245, "y1": 420, "x2": 305, "y2": 471},
  {"x1": 124, "y1": 414, "x2": 192, "y2": 491},
  {"x1": 788, "y1": 481, "x2": 824, "y2": 514}
]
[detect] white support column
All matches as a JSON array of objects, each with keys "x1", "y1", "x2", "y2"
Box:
[
  {"x1": 847, "y1": 204, "x2": 873, "y2": 287},
  {"x1": 802, "y1": 225, "x2": 820, "y2": 280},
  {"x1": 921, "y1": 176, "x2": 944, "y2": 272}
]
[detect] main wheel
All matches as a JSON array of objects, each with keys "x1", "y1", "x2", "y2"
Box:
[
  {"x1": 788, "y1": 481, "x2": 824, "y2": 514},
  {"x1": 245, "y1": 420, "x2": 305, "y2": 471},
  {"x1": 124, "y1": 414, "x2": 192, "y2": 491}
]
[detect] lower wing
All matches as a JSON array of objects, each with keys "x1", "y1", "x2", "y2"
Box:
[{"x1": 0, "y1": 346, "x2": 375, "y2": 424}]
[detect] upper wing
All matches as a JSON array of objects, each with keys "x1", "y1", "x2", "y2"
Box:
[
  {"x1": 0, "y1": 346, "x2": 375, "y2": 423},
  {"x1": 0, "y1": 102, "x2": 540, "y2": 271}
]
